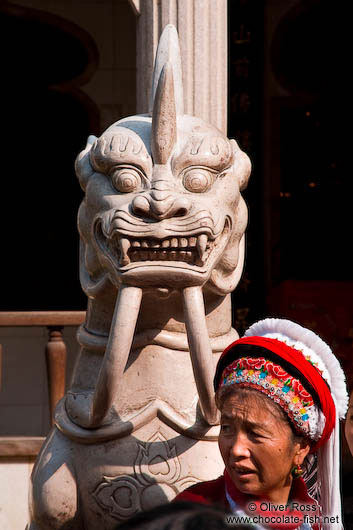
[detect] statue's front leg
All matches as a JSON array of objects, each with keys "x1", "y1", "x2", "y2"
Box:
[{"x1": 28, "y1": 428, "x2": 82, "y2": 530}]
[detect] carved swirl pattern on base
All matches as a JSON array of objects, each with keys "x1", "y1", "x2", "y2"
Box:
[{"x1": 93, "y1": 431, "x2": 199, "y2": 520}]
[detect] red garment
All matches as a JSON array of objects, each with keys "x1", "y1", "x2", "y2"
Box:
[
  {"x1": 174, "y1": 470, "x2": 320, "y2": 530},
  {"x1": 174, "y1": 474, "x2": 226, "y2": 507}
]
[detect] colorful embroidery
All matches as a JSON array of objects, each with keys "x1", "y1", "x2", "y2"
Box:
[{"x1": 220, "y1": 357, "x2": 316, "y2": 438}]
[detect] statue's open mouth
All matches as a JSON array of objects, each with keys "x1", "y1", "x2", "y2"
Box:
[
  {"x1": 114, "y1": 234, "x2": 209, "y2": 266},
  {"x1": 94, "y1": 217, "x2": 231, "y2": 271}
]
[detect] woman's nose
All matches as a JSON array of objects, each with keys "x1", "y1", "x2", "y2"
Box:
[
  {"x1": 132, "y1": 191, "x2": 191, "y2": 220},
  {"x1": 230, "y1": 433, "x2": 251, "y2": 459}
]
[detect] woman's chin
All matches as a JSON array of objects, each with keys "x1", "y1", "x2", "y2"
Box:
[{"x1": 230, "y1": 472, "x2": 259, "y2": 494}]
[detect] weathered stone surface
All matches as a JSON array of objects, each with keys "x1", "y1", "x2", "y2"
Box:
[{"x1": 28, "y1": 24, "x2": 250, "y2": 529}]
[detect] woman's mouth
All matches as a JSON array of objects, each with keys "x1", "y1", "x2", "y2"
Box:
[{"x1": 233, "y1": 466, "x2": 256, "y2": 478}]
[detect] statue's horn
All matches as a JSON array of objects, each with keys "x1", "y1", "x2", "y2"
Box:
[
  {"x1": 151, "y1": 61, "x2": 177, "y2": 164},
  {"x1": 149, "y1": 24, "x2": 184, "y2": 116}
]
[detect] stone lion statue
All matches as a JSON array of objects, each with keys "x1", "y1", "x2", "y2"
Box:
[{"x1": 28, "y1": 25, "x2": 251, "y2": 530}]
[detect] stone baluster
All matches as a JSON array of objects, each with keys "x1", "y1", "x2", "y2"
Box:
[{"x1": 45, "y1": 326, "x2": 67, "y2": 425}]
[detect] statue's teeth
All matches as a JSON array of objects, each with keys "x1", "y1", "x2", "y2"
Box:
[
  {"x1": 119, "y1": 234, "x2": 211, "y2": 265},
  {"x1": 119, "y1": 237, "x2": 131, "y2": 265},
  {"x1": 197, "y1": 234, "x2": 208, "y2": 262}
]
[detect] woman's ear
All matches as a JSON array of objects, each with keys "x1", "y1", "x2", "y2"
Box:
[{"x1": 293, "y1": 438, "x2": 311, "y2": 466}]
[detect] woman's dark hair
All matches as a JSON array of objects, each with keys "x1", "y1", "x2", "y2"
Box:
[{"x1": 114, "y1": 501, "x2": 254, "y2": 530}]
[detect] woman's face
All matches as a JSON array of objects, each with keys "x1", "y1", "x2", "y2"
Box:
[
  {"x1": 345, "y1": 391, "x2": 353, "y2": 456},
  {"x1": 218, "y1": 392, "x2": 309, "y2": 503}
]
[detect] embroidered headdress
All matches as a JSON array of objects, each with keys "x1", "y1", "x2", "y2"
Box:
[{"x1": 214, "y1": 318, "x2": 348, "y2": 530}]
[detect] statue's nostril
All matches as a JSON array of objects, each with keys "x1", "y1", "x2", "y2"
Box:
[
  {"x1": 175, "y1": 207, "x2": 188, "y2": 217},
  {"x1": 172, "y1": 197, "x2": 191, "y2": 218},
  {"x1": 132, "y1": 195, "x2": 151, "y2": 217},
  {"x1": 132, "y1": 193, "x2": 191, "y2": 220},
  {"x1": 134, "y1": 206, "x2": 146, "y2": 217}
]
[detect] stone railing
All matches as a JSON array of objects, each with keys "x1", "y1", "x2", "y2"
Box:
[{"x1": 0, "y1": 311, "x2": 85, "y2": 457}]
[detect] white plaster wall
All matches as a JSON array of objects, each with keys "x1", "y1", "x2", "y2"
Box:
[
  {"x1": 0, "y1": 458, "x2": 35, "y2": 530},
  {"x1": 0, "y1": 326, "x2": 79, "y2": 437}
]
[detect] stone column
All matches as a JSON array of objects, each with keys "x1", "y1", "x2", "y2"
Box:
[{"x1": 129, "y1": 0, "x2": 228, "y2": 134}]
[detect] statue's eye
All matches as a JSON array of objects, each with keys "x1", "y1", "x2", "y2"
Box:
[
  {"x1": 182, "y1": 168, "x2": 214, "y2": 193},
  {"x1": 110, "y1": 168, "x2": 142, "y2": 193}
]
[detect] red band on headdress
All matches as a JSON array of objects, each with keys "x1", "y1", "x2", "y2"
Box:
[{"x1": 216, "y1": 336, "x2": 335, "y2": 449}]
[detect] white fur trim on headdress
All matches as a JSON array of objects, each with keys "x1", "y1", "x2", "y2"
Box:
[{"x1": 244, "y1": 318, "x2": 348, "y2": 419}]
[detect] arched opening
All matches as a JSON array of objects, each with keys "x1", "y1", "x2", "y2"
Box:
[{"x1": 0, "y1": 4, "x2": 100, "y2": 310}]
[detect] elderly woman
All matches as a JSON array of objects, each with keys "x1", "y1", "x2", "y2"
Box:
[{"x1": 175, "y1": 319, "x2": 348, "y2": 530}]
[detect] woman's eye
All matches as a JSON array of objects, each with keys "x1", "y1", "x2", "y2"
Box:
[
  {"x1": 249, "y1": 430, "x2": 262, "y2": 440},
  {"x1": 221, "y1": 424, "x2": 232, "y2": 434},
  {"x1": 183, "y1": 168, "x2": 214, "y2": 193},
  {"x1": 111, "y1": 168, "x2": 142, "y2": 193}
]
